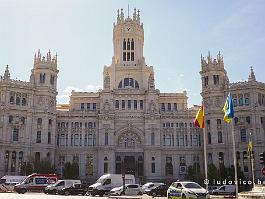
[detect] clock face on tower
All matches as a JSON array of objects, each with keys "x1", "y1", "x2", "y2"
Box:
[{"x1": 125, "y1": 26, "x2": 133, "y2": 32}]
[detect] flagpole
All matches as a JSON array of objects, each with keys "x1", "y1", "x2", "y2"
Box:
[
  {"x1": 231, "y1": 120, "x2": 238, "y2": 198},
  {"x1": 203, "y1": 127, "x2": 208, "y2": 191},
  {"x1": 250, "y1": 131, "x2": 255, "y2": 189}
]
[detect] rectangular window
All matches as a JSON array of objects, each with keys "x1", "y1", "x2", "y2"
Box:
[
  {"x1": 48, "y1": 132, "x2": 51, "y2": 144},
  {"x1": 161, "y1": 103, "x2": 165, "y2": 112},
  {"x1": 123, "y1": 52, "x2": 126, "y2": 61},
  {"x1": 127, "y1": 52, "x2": 130, "y2": 61},
  {"x1": 36, "y1": 131, "x2": 41, "y2": 143},
  {"x1": 60, "y1": 134, "x2": 65, "y2": 146},
  {"x1": 151, "y1": 162, "x2": 155, "y2": 173},
  {"x1": 93, "y1": 103, "x2": 96, "y2": 111},
  {"x1": 122, "y1": 100, "x2": 125, "y2": 109},
  {"x1": 104, "y1": 162, "x2": 108, "y2": 173},
  {"x1": 131, "y1": 52, "x2": 134, "y2": 61},
  {"x1": 204, "y1": 76, "x2": 208, "y2": 86},
  {"x1": 115, "y1": 100, "x2": 119, "y2": 109},
  {"x1": 74, "y1": 134, "x2": 79, "y2": 146},
  {"x1": 105, "y1": 132, "x2": 108, "y2": 145},
  {"x1": 134, "y1": 100, "x2": 137, "y2": 110},
  {"x1": 151, "y1": 132, "x2": 155, "y2": 145},
  {"x1": 81, "y1": 103, "x2": 84, "y2": 111},
  {"x1": 241, "y1": 129, "x2": 247, "y2": 142},
  {"x1": 174, "y1": 103, "x2": 177, "y2": 111},
  {"x1": 140, "y1": 100, "x2": 143, "y2": 110},
  {"x1": 128, "y1": 100, "x2": 131, "y2": 110},
  {"x1": 168, "y1": 103, "x2": 171, "y2": 111},
  {"x1": 87, "y1": 103, "x2": 90, "y2": 110},
  {"x1": 13, "y1": 128, "x2": 19, "y2": 141}
]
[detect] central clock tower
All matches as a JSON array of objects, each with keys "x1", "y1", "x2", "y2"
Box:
[
  {"x1": 103, "y1": 8, "x2": 154, "y2": 91},
  {"x1": 112, "y1": 8, "x2": 145, "y2": 66}
]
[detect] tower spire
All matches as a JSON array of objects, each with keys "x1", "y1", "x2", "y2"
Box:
[
  {"x1": 248, "y1": 66, "x2": 256, "y2": 81},
  {"x1": 128, "y1": 4, "x2": 129, "y2": 18},
  {"x1": 4, "y1": 65, "x2": 10, "y2": 80}
]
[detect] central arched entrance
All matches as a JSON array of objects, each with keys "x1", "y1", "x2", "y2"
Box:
[{"x1": 115, "y1": 153, "x2": 144, "y2": 183}]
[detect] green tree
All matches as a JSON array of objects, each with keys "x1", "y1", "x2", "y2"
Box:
[
  {"x1": 207, "y1": 164, "x2": 220, "y2": 185},
  {"x1": 62, "y1": 162, "x2": 79, "y2": 179},
  {"x1": 21, "y1": 162, "x2": 33, "y2": 175},
  {"x1": 34, "y1": 160, "x2": 56, "y2": 173}
]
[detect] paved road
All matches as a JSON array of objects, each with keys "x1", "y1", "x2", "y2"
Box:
[
  {"x1": 0, "y1": 192, "x2": 109, "y2": 199},
  {"x1": 0, "y1": 193, "x2": 168, "y2": 199}
]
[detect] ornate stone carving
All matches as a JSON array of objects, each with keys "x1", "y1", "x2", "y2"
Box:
[{"x1": 118, "y1": 131, "x2": 141, "y2": 148}]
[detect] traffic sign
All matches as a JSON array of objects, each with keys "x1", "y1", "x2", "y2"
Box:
[{"x1": 262, "y1": 167, "x2": 265, "y2": 176}]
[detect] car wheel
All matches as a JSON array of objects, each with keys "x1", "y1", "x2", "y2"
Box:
[
  {"x1": 52, "y1": 190, "x2": 57, "y2": 195},
  {"x1": 182, "y1": 194, "x2": 186, "y2": 199},
  {"x1": 21, "y1": 189, "x2": 27, "y2": 194},
  {"x1": 137, "y1": 191, "x2": 143, "y2": 195},
  {"x1": 65, "y1": 191, "x2": 70, "y2": 196}
]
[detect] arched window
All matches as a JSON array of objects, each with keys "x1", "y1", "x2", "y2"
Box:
[
  {"x1": 165, "y1": 157, "x2": 173, "y2": 176},
  {"x1": 131, "y1": 39, "x2": 134, "y2": 50},
  {"x1": 208, "y1": 132, "x2": 211, "y2": 144},
  {"x1": 9, "y1": 115, "x2": 13, "y2": 123},
  {"x1": 22, "y1": 98, "x2": 26, "y2": 106},
  {"x1": 37, "y1": 118, "x2": 42, "y2": 125},
  {"x1": 104, "y1": 157, "x2": 108, "y2": 173},
  {"x1": 11, "y1": 151, "x2": 16, "y2": 172},
  {"x1": 239, "y1": 98, "x2": 244, "y2": 106},
  {"x1": 245, "y1": 98, "x2": 250, "y2": 105},
  {"x1": 127, "y1": 38, "x2": 130, "y2": 50},
  {"x1": 118, "y1": 81, "x2": 122, "y2": 88},
  {"x1": 233, "y1": 99, "x2": 238, "y2": 107},
  {"x1": 123, "y1": 39, "x2": 126, "y2": 50},
  {"x1": 218, "y1": 152, "x2": 224, "y2": 165},
  {"x1": 218, "y1": 131, "x2": 222, "y2": 143},
  {"x1": 118, "y1": 78, "x2": 139, "y2": 89},
  {"x1": 10, "y1": 96, "x2": 14, "y2": 104},
  {"x1": 16, "y1": 97, "x2": 20, "y2": 105}
]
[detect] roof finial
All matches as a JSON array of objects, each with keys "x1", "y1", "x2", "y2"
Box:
[
  {"x1": 128, "y1": 4, "x2": 129, "y2": 18},
  {"x1": 248, "y1": 66, "x2": 256, "y2": 81},
  {"x1": 133, "y1": 8, "x2": 137, "y2": 20},
  {"x1": 4, "y1": 64, "x2": 10, "y2": 80}
]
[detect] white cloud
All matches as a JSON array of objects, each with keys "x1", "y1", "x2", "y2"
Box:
[
  {"x1": 57, "y1": 85, "x2": 102, "y2": 103},
  {"x1": 86, "y1": 84, "x2": 102, "y2": 91}
]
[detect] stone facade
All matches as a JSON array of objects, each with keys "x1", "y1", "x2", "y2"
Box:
[
  {"x1": 0, "y1": 8, "x2": 264, "y2": 183},
  {"x1": 200, "y1": 52, "x2": 265, "y2": 180}
]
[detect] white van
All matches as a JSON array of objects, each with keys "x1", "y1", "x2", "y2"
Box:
[
  {"x1": 44, "y1": 179, "x2": 81, "y2": 194},
  {"x1": 211, "y1": 185, "x2": 236, "y2": 195},
  {"x1": 0, "y1": 175, "x2": 27, "y2": 192},
  {"x1": 88, "y1": 174, "x2": 135, "y2": 196}
]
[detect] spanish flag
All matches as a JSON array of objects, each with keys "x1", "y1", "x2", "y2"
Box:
[
  {"x1": 247, "y1": 141, "x2": 252, "y2": 159},
  {"x1": 223, "y1": 93, "x2": 234, "y2": 123},
  {"x1": 194, "y1": 104, "x2": 204, "y2": 128}
]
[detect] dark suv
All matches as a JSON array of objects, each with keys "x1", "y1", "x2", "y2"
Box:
[
  {"x1": 145, "y1": 184, "x2": 168, "y2": 196},
  {"x1": 58, "y1": 183, "x2": 88, "y2": 196}
]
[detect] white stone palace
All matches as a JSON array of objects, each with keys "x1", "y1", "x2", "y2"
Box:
[{"x1": 0, "y1": 8, "x2": 264, "y2": 183}]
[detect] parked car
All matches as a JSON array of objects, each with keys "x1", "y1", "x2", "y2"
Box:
[
  {"x1": 211, "y1": 185, "x2": 236, "y2": 195},
  {"x1": 88, "y1": 174, "x2": 135, "y2": 196},
  {"x1": 44, "y1": 179, "x2": 81, "y2": 194},
  {"x1": 145, "y1": 183, "x2": 167, "y2": 196},
  {"x1": 110, "y1": 184, "x2": 142, "y2": 196},
  {"x1": 142, "y1": 182, "x2": 164, "y2": 193},
  {"x1": 14, "y1": 173, "x2": 58, "y2": 194},
  {"x1": 0, "y1": 175, "x2": 27, "y2": 192},
  {"x1": 58, "y1": 183, "x2": 88, "y2": 196},
  {"x1": 167, "y1": 181, "x2": 210, "y2": 199}
]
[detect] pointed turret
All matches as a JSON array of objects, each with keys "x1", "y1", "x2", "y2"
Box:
[
  {"x1": 3, "y1": 65, "x2": 10, "y2": 80},
  {"x1": 248, "y1": 66, "x2": 256, "y2": 82}
]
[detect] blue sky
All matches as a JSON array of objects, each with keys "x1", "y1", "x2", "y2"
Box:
[{"x1": 0, "y1": 0, "x2": 265, "y2": 106}]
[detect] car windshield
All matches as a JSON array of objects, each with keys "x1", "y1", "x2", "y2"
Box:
[
  {"x1": 96, "y1": 178, "x2": 105, "y2": 184},
  {"x1": 183, "y1": 183, "x2": 202, "y2": 189}
]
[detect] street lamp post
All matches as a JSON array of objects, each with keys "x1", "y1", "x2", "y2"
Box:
[{"x1": 122, "y1": 160, "x2": 125, "y2": 195}]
